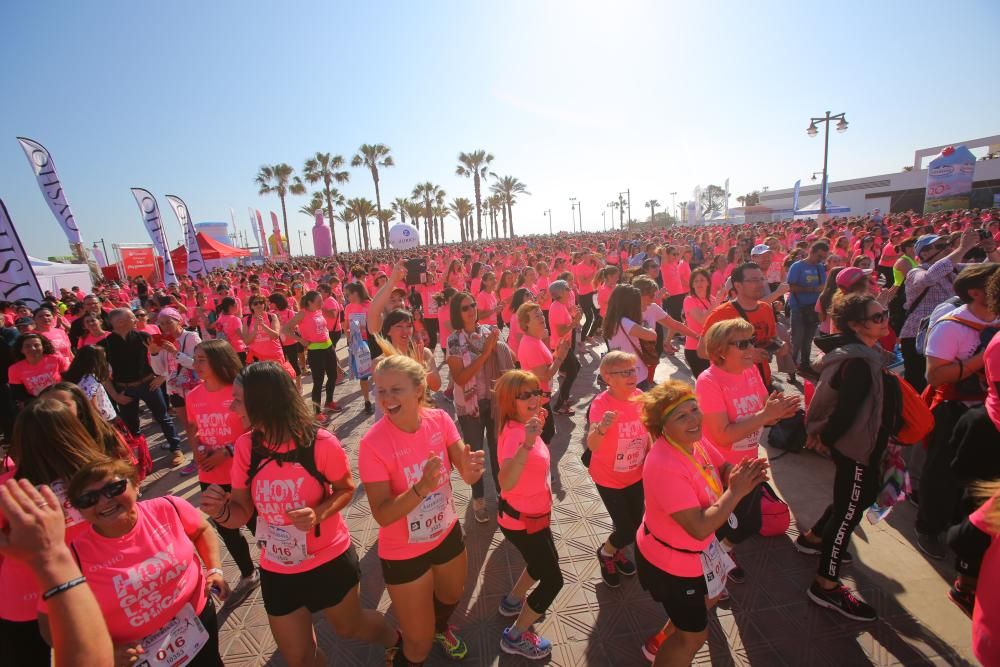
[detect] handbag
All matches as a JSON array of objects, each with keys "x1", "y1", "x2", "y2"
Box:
[
  {"x1": 766, "y1": 410, "x2": 806, "y2": 453},
  {"x1": 758, "y1": 482, "x2": 791, "y2": 536},
  {"x1": 893, "y1": 375, "x2": 934, "y2": 445},
  {"x1": 623, "y1": 326, "x2": 659, "y2": 367}
]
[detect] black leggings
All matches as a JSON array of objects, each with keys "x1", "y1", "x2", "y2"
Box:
[
  {"x1": 424, "y1": 319, "x2": 440, "y2": 352},
  {"x1": 596, "y1": 481, "x2": 645, "y2": 549},
  {"x1": 554, "y1": 332, "x2": 580, "y2": 409},
  {"x1": 307, "y1": 345, "x2": 337, "y2": 409},
  {"x1": 201, "y1": 482, "x2": 257, "y2": 578},
  {"x1": 811, "y1": 448, "x2": 882, "y2": 583},
  {"x1": 500, "y1": 525, "x2": 564, "y2": 614},
  {"x1": 189, "y1": 600, "x2": 224, "y2": 667},
  {"x1": 282, "y1": 343, "x2": 302, "y2": 376},
  {"x1": 0, "y1": 618, "x2": 49, "y2": 667},
  {"x1": 577, "y1": 293, "x2": 597, "y2": 339},
  {"x1": 684, "y1": 349, "x2": 710, "y2": 378}
]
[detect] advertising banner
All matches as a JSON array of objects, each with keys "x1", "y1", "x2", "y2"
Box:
[
  {"x1": 16, "y1": 137, "x2": 86, "y2": 260},
  {"x1": 255, "y1": 210, "x2": 269, "y2": 257},
  {"x1": 924, "y1": 145, "x2": 976, "y2": 214},
  {"x1": 0, "y1": 198, "x2": 45, "y2": 307},
  {"x1": 130, "y1": 188, "x2": 178, "y2": 285},
  {"x1": 120, "y1": 246, "x2": 156, "y2": 278},
  {"x1": 164, "y1": 195, "x2": 206, "y2": 277}
]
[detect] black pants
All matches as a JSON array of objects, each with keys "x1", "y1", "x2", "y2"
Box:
[
  {"x1": 554, "y1": 334, "x2": 580, "y2": 410},
  {"x1": 665, "y1": 294, "x2": 685, "y2": 322},
  {"x1": 577, "y1": 293, "x2": 597, "y2": 339},
  {"x1": 200, "y1": 482, "x2": 257, "y2": 578},
  {"x1": 306, "y1": 345, "x2": 337, "y2": 409},
  {"x1": 119, "y1": 382, "x2": 181, "y2": 451},
  {"x1": 190, "y1": 600, "x2": 224, "y2": 667},
  {"x1": 282, "y1": 343, "x2": 302, "y2": 376},
  {"x1": 541, "y1": 404, "x2": 555, "y2": 444},
  {"x1": 499, "y1": 525, "x2": 563, "y2": 614},
  {"x1": 596, "y1": 481, "x2": 644, "y2": 549},
  {"x1": 899, "y1": 337, "x2": 927, "y2": 394},
  {"x1": 457, "y1": 398, "x2": 498, "y2": 500},
  {"x1": 424, "y1": 319, "x2": 440, "y2": 352},
  {"x1": 0, "y1": 618, "x2": 49, "y2": 666},
  {"x1": 811, "y1": 448, "x2": 882, "y2": 583},
  {"x1": 916, "y1": 401, "x2": 968, "y2": 536},
  {"x1": 684, "y1": 349, "x2": 710, "y2": 378}
]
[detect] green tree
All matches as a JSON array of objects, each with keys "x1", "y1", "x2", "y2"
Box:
[
  {"x1": 645, "y1": 199, "x2": 660, "y2": 224},
  {"x1": 391, "y1": 197, "x2": 410, "y2": 224},
  {"x1": 345, "y1": 197, "x2": 376, "y2": 251},
  {"x1": 456, "y1": 150, "x2": 494, "y2": 240},
  {"x1": 412, "y1": 183, "x2": 444, "y2": 246},
  {"x1": 449, "y1": 197, "x2": 473, "y2": 243},
  {"x1": 699, "y1": 185, "x2": 727, "y2": 216},
  {"x1": 490, "y1": 175, "x2": 529, "y2": 237},
  {"x1": 255, "y1": 163, "x2": 301, "y2": 254},
  {"x1": 339, "y1": 207, "x2": 356, "y2": 253},
  {"x1": 300, "y1": 152, "x2": 349, "y2": 255},
  {"x1": 351, "y1": 144, "x2": 394, "y2": 248},
  {"x1": 404, "y1": 200, "x2": 423, "y2": 239},
  {"x1": 298, "y1": 192, "x2": 326, "y2": 218}
]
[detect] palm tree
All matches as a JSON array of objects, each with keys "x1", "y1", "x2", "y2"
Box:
[
  {"x1": 351, "y1": 144, "x2": 394, "y2": 248},
  {"x1": 300, "y1": 152, "x2": 349, "y2": 255},
  {"x1": 645, "y1": 199, "x2": 660, "y2": 224},
  {"x1": 449, "y1": 197, "x2": 473, "y2": 243},
  {"x1": 255, "y1": 163, "x2": 301, "y2": 254},
  {"x1": 433, "y1": 205, "x2": 449, "y2": 245},
  {"x1": 391, "y1": 198, "x2": 410, "y2": 224},
  {"x1": 339, "y1": 207, "x2": 356, "y2": 253},
  {"x1": 490, "y1": 175, "x2": 530, "y2": 238},
  {"x1": 487, "y1": 194, "x2": 502, "y2": 238},
  {"x1": 345, "y1": 197, "x2": 376, "y2": 251},
  {"x1": 456, "y1": 150, "x2": 494, "y2": 241},
  {"x1": 404, "y1": 200, "x2": 423, "y2": 239},
  {"x1": 298, "y1": 192, "x2": 326, "y2": 218},
  {"x1": 412, "y1": 183, "x2": 444, "y2": 246}
]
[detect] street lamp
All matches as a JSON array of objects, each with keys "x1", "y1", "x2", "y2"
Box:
[
  {"x1": 618, "y1": 190, "x2": 631, "y2": 233},
  {"x1": 298, "y1": 230, "x2": 307, "y2": 255},
  {"x1": 544, "y1": 209, "x2": 552, "y2": 235},
  {"x1": 569, "y1": 197, "x2": 578, "y2": 232},
  {"x1": 806, "y1": 110, "x2": 848, "y2": 214},
  {"x1": 670, "y1": 192, "x2": 677, "y2": 221}
]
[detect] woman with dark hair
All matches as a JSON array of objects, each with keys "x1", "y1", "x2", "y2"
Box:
[
  {"x1": 243, "y1": 296, "x2": 287, "y2": 367},
  {"x1": 281, "y1": 290, "x2": 341, "y2": 417},
  {"x1": 62, "y1": 345, "x2": 116, "y2": 422},
  {"x1": 215, "y1": 296, "x2": 248, "y2": 365},
  {"x1": 797, "y1": 293, "x2": 898, "y2": 622},
  {"x1": 201, "y1": 361, "x2": 397, "y2": 666},
  {"x1": 8, "y1": 333, "x2": 69, "y2": 405},
  {"x1": 269, "y1": 292, "x2": 303, "y2": 388},
  {"x1": 682, "y1": 268, "x2": 715, "y2": 378},
  {"x1": 40, "y1": 383, "x2": 131, "y2": 464},
  {"x1": 602, "y1": 285, "x2": 657, "y2": 390},
  {"x1": 506, "y1": 287, "x2": 536, "y2": 354},
  {"x1": 548, "y1": 280, "x2": 585, "y2": 413},
  {"x1": 344, "y1": 282, "x2": 379, "y2": 414}
]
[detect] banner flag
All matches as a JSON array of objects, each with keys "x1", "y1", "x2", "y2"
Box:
[
  {"x1": 255, "y1": 210, "x2": 269, "y2": 257},
  {"x1": 270, "y1": 211, "x2": 286, "y2": 255},
  {"x1": 792, "y1": 179, "x2": 801, "y2": 212},
  {"x1": 130, "y1": 188, "x2": 178, "y2": 285},
  {"x1": 0, "y1": 198, "x2": 45, "y2": 308},
  {"x1": 164, "y1": 195, "x2": 206, "y2": 277},
  {"x1": 247, "y1": 208, "x2": 262, "y2": 252},
  {"x1": 16, "y1": 137, "x2": 84, "y2": 250}
]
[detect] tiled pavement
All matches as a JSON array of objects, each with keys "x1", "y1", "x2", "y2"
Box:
[{"x1": 138, "y1": 342, "x2": 978, "y2": 666}]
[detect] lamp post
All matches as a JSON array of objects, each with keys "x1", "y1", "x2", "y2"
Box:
[
  {"x1": 569, "y1": 197, "x2": 578, "y2": 233},
  {"x1": 298, "y1": 230, "x2": 307, "y2": 255},
  {"x1": 670, "y1": 192, "x2": 677, "y2": 222},
  {"x1": 806, "y1": 111, "x2": 848, "y2": 215},
  {"x1": 618, "y1": 190, "x2": 631, "y2": 232},
  {"x1": 602, "y1": 210, "x2": 606, "y2": 230},
  {"x1": 544, "y1": 209, "x2": 552, "y2": 235}
]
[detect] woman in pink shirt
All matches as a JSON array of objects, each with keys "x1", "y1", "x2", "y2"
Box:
[
  {"x1": 242, "y1": 296, "x2": 286, "y2": 367},
  {"x1": 635, "y1": 380, "x2": 769, "y2": 664},
  {"x1": 268, "y1": 292, "x2": 303, "y2": 387},
  {"x1": 202, "y1": 361, "x2": 396, "y2": 666},
  {"x1": 215, "y1": 297, "x2": 248, "y2": 365},
  {"x1": 33, "y1": 307, "x2": 73, "y2": 364},
  {"x1": 282, "y1": 291, "x2": 341, "y2": 415},
  {"x1": 420, "y1": 270, "x2": 445, "y2": 353},
  {"x1": 515, "y1": 302, "x2": 570, "y2": 443},
  {"x1": 586, "y1": 352, "x2": 649, "y2": 589},
  {"x1": 495, "y1": 370, "x2": 560, "y2": 660},
  {"x1": 476, "y1": 271, "x2": 501, "y2": 326},
  {"x1": 966, "y1": 485, "x2": 1000, "y2": 666},
  {"x1": 55, "y1": 456, "x2": 229, "y2": 666},
  {"x1": 76, "y1": 313, "x2": 110, "y2": 349},
  {"x1": 132, "y1": 309, "x2": 161, "y2": 337},
  {"x1": 682, "y1": 269, "x2": 715, "y2": 378},
  {"x1": 572, "y1": 251, "x2": 599, "y2": 340},
  {"x1": 547, "y1": 280, "x2": 584, "y2": 415},
  {"x1": 358, "y1": 355, "x2": 485, "y2": 665},
  {"x1": 595, "y1": 264, "x2": 621, "y2": 323},
  {"x1": 659, "y1": 245, "x2": 687, "y2": 322},
  {"x1": 8, "y1": 333, "x2": 70, "y2": 405}
]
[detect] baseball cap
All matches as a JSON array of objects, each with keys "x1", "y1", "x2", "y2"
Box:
[
  {"x1": 750, "y1": 244, "x2": 771, "y2": 256},
  {"x1": 913, "y1": 234, "x2": 942, "y2": 255},
  {"x1": 836, "y1": 267, "x2": 872, "y2": 289},
  {"x1": 14, "y1": 317, "x2": 33, "y2": 327}
]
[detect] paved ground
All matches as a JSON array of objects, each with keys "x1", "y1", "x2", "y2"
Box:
[{"x1": 137, "y1": 342, "x2": 978, "y2": 666}]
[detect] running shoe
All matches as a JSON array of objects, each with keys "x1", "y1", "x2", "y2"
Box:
[
  {"x1": 170, "y1": 450, "x2": 186, "y2": 467},
  {"x1": 498, "y1": 594, "x2": 524, "y2": 618},
  {"x1": 179, "y1": 460, "x2": 198, "y2": 476},
  {"x1": 236, "y1": 569, "x2": 260, "y2": 592},
  {"x1": 434, "y1": 625, "x2": 468, "y2": 660},
  {"x1": 501, "y1": 627, "x2": 552, "y2": 659},
  {"x1": 472, "y1": 498, "x2": 489, "y2": 524},
  {"x1": 554, "y1": 405, "x2": 575, "y2": 416},
  {"x1": 641, "y1": 628, "x2": 667, "y2": 662},
  {"x1": 324, "y1": 400, "x2": 343, "y2": 413},
  {"x1": 793, "y1": 535, "x2": 854, "y2": 565},
  {"x1": 948, "y1": 582, "x2": 975, "y2": 618},
  {"x1": 807, "y1": 581, "x2": 877, "y2": 621},
  {"x1": 364, "y1": 401, "x2": 374, "y2": 415},
  {"x1": 596, "y1": 547, "x2": 620, "y2": 588},
  {"x1": 916, "y1": 530, "x2": 947, "y2": 560},
  {"x1": 613, "y1": 548, "x2": 636, "y2": 576}
]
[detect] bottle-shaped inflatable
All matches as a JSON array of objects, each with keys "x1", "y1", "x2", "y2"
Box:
[
  {"x1": 924, "y1": 145, "x2": 976, "y2": 214},
  {"x1": 312, "y1": 210, "x2": 333, "y2": 257}
]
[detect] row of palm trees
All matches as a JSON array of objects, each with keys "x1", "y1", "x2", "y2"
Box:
[{"x1": 255, "y1": 145, "x2": 529, "y2": 255}]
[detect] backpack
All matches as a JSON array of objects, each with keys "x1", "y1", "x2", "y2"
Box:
[
  {"x1": 891, "y1": 374, "x2": 934, "y2": 445},
  {"x1": 246, "y1": 430, "x2": 330, "y2": 536},
  {"x1": 915, "y1": 296, "x2": 961, "y2": 356},
  {"x1": 580, "y1": 396, "x2": 598, "y2": 467}
]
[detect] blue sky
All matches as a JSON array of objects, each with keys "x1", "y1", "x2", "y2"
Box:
[{"x1": 2, "y1": 0, "x2": 998, "y2": 258}]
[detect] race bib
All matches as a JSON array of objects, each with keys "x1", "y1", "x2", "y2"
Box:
[
  {"x1": 48, "y1": 480, "x2": 85, "y2": 529},
  {"x1": 406, "y1": 484, "x2": 458, "y2": 544},
  {"x1": 613, "y1": 436, "x2": 647, "y2": 473},
  {"x1": 256, "y1": 518, "x2": 309, "y2": 566},
  {"x1": 732, "y1": 429, "x2": 762, "y2": 452},
  {"x1": 137, "y1": 603, "x2": 209, "y2": 667},
  {"x1": 701, "y1": 538, "x2": 735, "y2": 599}
]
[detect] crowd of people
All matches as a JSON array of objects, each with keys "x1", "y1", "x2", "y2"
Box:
[{"x1": 1, "y1": 206, "x2": 999, "y2": 666}]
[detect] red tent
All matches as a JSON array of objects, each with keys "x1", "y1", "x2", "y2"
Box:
[{"x1": 170, "y1": 233, "x2": 250, "y2": 275}]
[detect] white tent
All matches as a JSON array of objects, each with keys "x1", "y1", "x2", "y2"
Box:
[
  {"x1": 30, "y1": 257, "x2": 93, "y2": 295},
  {"x1": 794, "y1": 198, "x2": 851, "y2": 218}
]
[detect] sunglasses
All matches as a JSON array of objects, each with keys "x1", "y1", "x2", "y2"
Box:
[
  {"x1": 863, "y1": 309, "x2": 889, "y2": 324},
  {"x1": 461, "y1": 303, "x2": 476, "y2": 312},
  {"x1": 607, "y1": 368, "x2": 638, "y2": 377},
  {"x1": 515, "y1": 389, "x2": 551, "y2": 400},
  {"x1": 728, "y1": 339, "x2": 755, "y2": 350},
  {"x1": 71, "y1": 478, "x2": 128, "y2": 509}
]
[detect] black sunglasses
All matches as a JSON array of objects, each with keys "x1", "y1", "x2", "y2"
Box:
[
  {"x1": 728, "y1": 339, "x2": 755, "y2": 350},
  {"x1": 71, "y1": 478, "x2": 128, "y2": 509},
  {"x1": 863, "y1": 309, "x2": 889, "y2": 324},
  {"x1": 515, "y1": 389, "x2": 551, "y2": 400}
]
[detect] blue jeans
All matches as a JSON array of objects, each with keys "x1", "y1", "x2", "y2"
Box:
[
  {"x1": 790, "y1": 307, "x2": 819, "y2": 369},
  {"x1": 119, "y1": 382, "x2": 181, "y2": 451}
]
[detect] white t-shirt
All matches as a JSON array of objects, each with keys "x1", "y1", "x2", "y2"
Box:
[
  {"x1": 925, "y1": 304, "x2": 998, "y2": 363},
  {"x1": 642, "y1": 302, "x2": 668, "y2": 331},
  {"x1": 78, "y1": 374, "x2": 117, "y2": 422},
  {"x1": 607, "y1": 317, "x2": 648, "y2": 384}
]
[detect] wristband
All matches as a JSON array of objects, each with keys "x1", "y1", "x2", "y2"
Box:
[
  {"x1": 412, "y1": 485, "x2": 425, "y2": 499},
  {"x1": 206, "y1": 567, "x2": 224, "y2": 578},
  {"x1": 214, "y1": 501, "x2": 230, "y2": 522},
  {"x1": 42, "y1": 576, "x2": 87, "y2": 601}
]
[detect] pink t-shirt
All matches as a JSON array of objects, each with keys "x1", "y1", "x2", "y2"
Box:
[
  {"x1": 984, "y1": 335, "x2": 1000, "y2": 430},
  {"x1": 299, "y1": 309, "x2": 331, "y2": 344},
  {"x1": 8, "y1": 355, "x2": 69, "y2": 396},
  {"x1": 971, "y1": 495, "x2": 999, "y2": 666},
  {"x1": 422, "y1": 283, "x2": 443, "y2": 317},
  {"x1": 231, "y1": 429, "x2": 353, "y2": 573},
  {"x1": 357, "y1": 409, "x2": 461, "y2": 560},
  {"x1": 185, "y1": 383, "x2": 244, "y2": 485},
  {"x1": 476, "y1": 291, "x2": 498, "y2": 326},
  {"x1": 517, "y1": 335, "x2": 553, "y2": 393},
  {"x1": 637, "y1": 438, "x2": 725, "y2": 577},
  {"x1": 549, "y1": 300, "x2": 571, "y2": 350},
  {"x1": 275, "y1": 307, "x2": 297, "y2": 345},
  {"x1": 695, "y1": 364, "x2": 767, "y2": 467},
  {"x1": 597, "y1": 283, "x2": 615, "y2": 316},
  {"x1": 58, "y1": 496, "x2": 207, "y2": 643},
  {"x1": 586, "y1": 390, "x2": 647, "y2": 489},
  {"x1": 247, "y1": 317, "x2": 283, "y2": 361},
  {"x1": 40, "y1": 328, "x2": 73, "y2": 363},
  {"x1": 572, "y1": 263, "x2": 596, "y2": 295},
  {"x1": 661, "y1": 261, "x2": 684, "y2": 296},
  {"x1": 497, "y1": 421, "x2": 552, "y2": 531},
  {"x1": 322, "y1": 296, "x2": 342, "y2": 332},
  {"x1": 78, "y1": 331, "x2": 110, "y2": 349},
  {"x1": 682, "y1": 295, "x2": 712, "y2": 351},
  {"x1": 344, "y1": 302, "x2": 369, "y2": 341},
  {"x1": 216, "y1": 313, "x2": 247, "y2": 352},
  {"x1": 508, "y1": 317, "x2": 523, "y2": 354}
]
